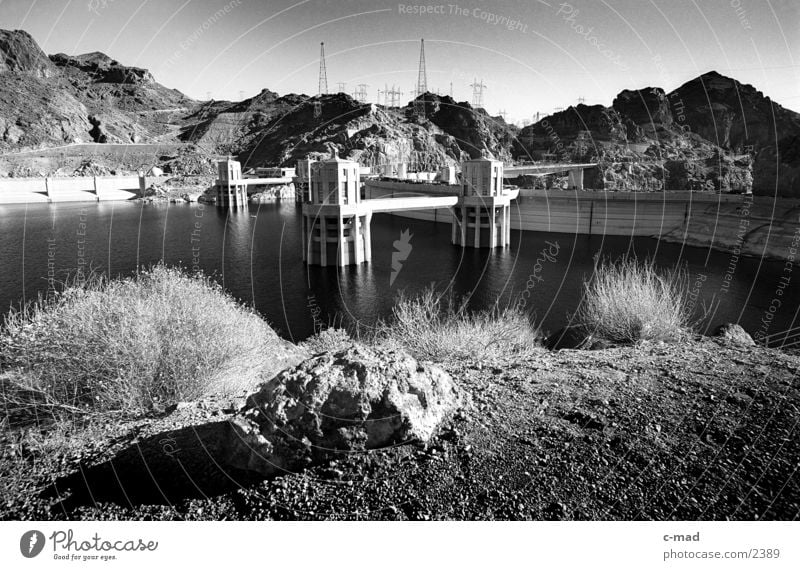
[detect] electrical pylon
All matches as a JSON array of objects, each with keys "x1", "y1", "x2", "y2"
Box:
[
  {"x1": 315, "y1": 42, "x2": 327, "y2": 119},
  {"x1": 318, "y1": 42, "x2": 328, "y2": 95},
  {"x1": 470, "y1": 79, "x2": 486, "y2": 108},
  {"x1": 414, "y1": 39, "x2": 427, "y2": 117}
]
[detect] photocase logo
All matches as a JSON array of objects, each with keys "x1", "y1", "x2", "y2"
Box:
[
  {"x1": 390, "y1": 229, "x2": 413, "y2": 286},
  {"x1": 20, "y1": 530, "x2": 45, "y2": 558}
]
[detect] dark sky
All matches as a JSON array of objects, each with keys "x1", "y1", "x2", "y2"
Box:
[{"x1": 2, "y1": 0, "x2": 798, "y2": 122}]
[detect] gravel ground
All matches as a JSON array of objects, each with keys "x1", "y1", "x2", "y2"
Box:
[{"x1": 2, "y1": 337, "x2": 799, "y2": 521}]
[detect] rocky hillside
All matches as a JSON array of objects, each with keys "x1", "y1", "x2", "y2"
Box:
[
  {"x1": 179, "y1": 91, "x2": 516, "y2": 170},
  {"x1": 515, "y1": 71, "x2": 799, "y2": 196},
  {"x1": 2, "y1": 28, "x2": 797, "y2": 196},
  {"x1": 0, "y1": 29, "x2": 192, "y2": 151}
]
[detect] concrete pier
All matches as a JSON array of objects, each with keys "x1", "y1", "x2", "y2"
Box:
[
  {"x1": 451, "y1": 158, "x2": 513, "y2": 248},
  {"x1": 302, "y1": 157, "x2": 366, "y2": 267},
  {"x1": 301, "y1": 156, "x2": 518, "y2": 267}
]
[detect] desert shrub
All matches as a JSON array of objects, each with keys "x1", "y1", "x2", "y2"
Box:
[
  {"x1": 0, "y1": 264, "x2": 281, "y2": 421},
  {"x1": 300, "y1": 327, "x2": 354, "y2": 354},
  {"x1": 576, "y1": 258, "x2": 693, "y2": 344},
  {"x1": 372, "y1": 287, "x2": 540, "y2": 362}
]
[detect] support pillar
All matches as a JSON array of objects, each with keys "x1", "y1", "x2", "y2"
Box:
[
  {"x1": 301, "y1": 215, "x2": 307, "y2": 262},
  {"x1": 320, "y1": 216, "x2": 328, "y2": 267},
  {"x1": 460, "y1": 206, "x2": 467, "y2": 248},
  {"x1": 473, "y1": 206, "x2": 480, "y2": 248},
  {"x1": 505, "y1": 204, "x2": 511, "y2": 246},
  {"x1": 568, "y1": 168, "x2": 584, "y2": 190},
  {"x1": 365, "y1": 212, "x2": 372, "y2": 262},
  {"x1": 338, "y1": 214, "x2": 346, "y2": 267},
  {"x1": 489, "y1": 207, "x2": 497, "y2": 248},
  {"x1": 354, "y1": 215, "x2": 363, "y2": 264}
]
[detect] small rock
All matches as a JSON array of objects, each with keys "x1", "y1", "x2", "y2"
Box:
[{"x1": 713, "y1": 323, "x2": 755, "y2": 346}]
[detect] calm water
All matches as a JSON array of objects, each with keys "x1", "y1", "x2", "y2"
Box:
[{"x1": 1, "y1": 200, "x2": 798, "y2": 342}]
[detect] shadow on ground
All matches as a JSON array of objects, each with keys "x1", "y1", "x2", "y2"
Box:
[{"x1": 41, "y1": 421, "x2": 261, "y2": 512}]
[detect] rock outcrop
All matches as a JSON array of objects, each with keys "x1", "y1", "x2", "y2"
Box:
[
  {"x1": 0, "y1": 29, "x2": 55, "y2": 78},
  {"x1": 613, "y1": 87, "x2": 673, "y2": 130},
  {"x1": 714, "y1": 323, "x2": 756, "y2": 346},
  {"x1": 50, "y1": 52, "x2": 154, "y2": 84},
  {"x1": 223, "y1": 345, "x2": 460, "y2": 477}
]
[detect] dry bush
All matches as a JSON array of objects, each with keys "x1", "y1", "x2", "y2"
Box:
[
  {"x1": 0, "y1": 264, "x2": 281, "y2": 422},
  {"x1": 300, "y1": 328, "x2": 354, "y2": 354},
  {"x1": 372, "y1": 287, "x2": 540, "y2": 362},
  {"x1": 576, "y1": 258, "x2": 694, "y2": 344}
]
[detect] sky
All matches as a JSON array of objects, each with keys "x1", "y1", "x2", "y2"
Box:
[{"x1": 1, "y1": 0, "x2": 798, "y2": 124}]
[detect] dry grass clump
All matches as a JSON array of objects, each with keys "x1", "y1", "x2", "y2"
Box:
[
  {"x1": 0, "y1": 264, "x2": 280, "y2": 423},
  {"x1": 300, "y1": 328, "x2": 354, "y2": 354},
  {"x1": 372, "y1": 287, "x2": 540, "y2": 362},
  {"x1": 576, "y1": 258, "x2": 693, "y2": 344}
]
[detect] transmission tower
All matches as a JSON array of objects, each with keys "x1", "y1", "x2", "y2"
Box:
[
  {"x1": 498, "y1": 110, "x2": 507, "y2": 122},
  {"x1": 239, "y1": 90, "x2": 245, "y2": 100},
  {"x1": 414, "y1": 38, "x2": 428, "y2": 117},
  {"x1": 206, "y1": 91, "x2": 212, "y2": 101},
  {"x1": 353, "y1": 83, "x2": 368, "y2": 104},
  {"x1": 386, "y1": 85, "x2": 403, "y2": 108},
  {"x1": 318, "y1": 42, "x2": 328, "y2": 95},
  {"x1": 417, "y1": 39, "x2": 428, "y2": 94},
  {"x1": 577, "y1": 96, "x2": 585, "y2": 104},
  {"x1": 449, "y1": 81, "x2": 453, "y2": 98},
  {"x1": 337, "y1": 82, "x2": 346, "y2": 93},
  {"x1": 554, "y1": 107, "x2": 564, "y2": 113},
  {"x1": 470, "y1": 79, "x2": 486, "y2": 108},
  {"x1": 315, "y1": 42, "x2": 328, "y2": 119}
]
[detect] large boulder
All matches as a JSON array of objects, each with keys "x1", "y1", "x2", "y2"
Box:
[
  {"x1": 714, "y1": 323, "x2": 755, "y2": 346},
  {"x1": 223, "y1": 345, "x2": 460, "y2": 477}
]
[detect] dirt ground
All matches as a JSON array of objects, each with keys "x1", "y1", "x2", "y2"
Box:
[{"x1": 2, "y1": 337, "x2": 798, "y2": 521}]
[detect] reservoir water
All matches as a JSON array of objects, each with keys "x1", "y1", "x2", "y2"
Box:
[{"x1": 1, "y1": 200, "x2": 798, "y2": 343}]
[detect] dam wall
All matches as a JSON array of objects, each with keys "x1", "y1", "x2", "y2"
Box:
[
  {"x1": 365, "y1": 180, "x2": 800, "y2": 260},
  {"x1": 0, "y1": 175, "x2": 169, "y2": 203}
]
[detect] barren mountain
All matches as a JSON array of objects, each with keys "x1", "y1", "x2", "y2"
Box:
[
  {"x1": 0, "y1": 29, "x2": 192, "y2": 152},
  {"x1": 515, "y1": 71, "x2": 800, "y2": 196}
]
